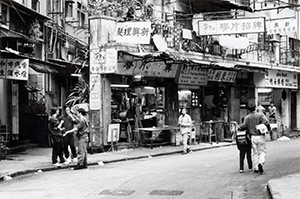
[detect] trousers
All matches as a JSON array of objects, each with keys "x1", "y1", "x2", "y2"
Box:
[
  {"x1": 239, "y1": 146, "x2": 252, "y2": 170},
  {"x1": 52, "y1": 136, "x2": 64, "y2": 164},
  {"x1": 182, "y1": 133, "x2": 190, "y2": 153},
  {"x1": 63, "y1": 134, "x2": 77, "y2": 159},
  {"x1": 77, "y1": 135, "x2": 88, "y2": 166},
  {"x1": 251, "y1": 135, "x2": 266, "y2": 170}
]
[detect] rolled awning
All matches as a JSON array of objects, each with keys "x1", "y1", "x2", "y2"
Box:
[{"x1": 29, "y1": 63, "x2": 58, "y2": 74}]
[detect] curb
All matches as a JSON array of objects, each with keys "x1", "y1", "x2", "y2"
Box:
[{"x1": 0, "y1": 143, "x2": 234, "y2": 183}]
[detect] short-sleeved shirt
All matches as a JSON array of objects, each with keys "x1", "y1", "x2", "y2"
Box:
[
  {"x1": 178, "y1": 114, "x2": 192, "y2": 134},
  {"x1": 239, "y1": 112, "x2": 270, "y2": 136},
  {"x1": 76, "y1": 117, "x2": 89, "y2": 137},
  {"x1": 49, "y1": 116, "x2": 62, "y2": 136}
]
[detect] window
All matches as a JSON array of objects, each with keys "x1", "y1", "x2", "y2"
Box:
[
  {"x1": 65, "y1": 2, "x2": 73, "y2": 17},
  {"x1": 77, "y1": 2, "x2": 86, "y2": 27},
  {"x1": 32, "y1": 0, "x2": 40, "y2": 12},
  {"x1": 0, "y1": 3, "x2": 8, "y2": 25}
]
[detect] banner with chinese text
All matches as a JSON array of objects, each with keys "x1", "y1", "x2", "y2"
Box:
[
  {"x1": 178, "y1": 66, "x2": 207, "y2": 85},
  {"x1": 116, "y1": 21, "x2": 151, "y2": 44},
  {"x1": 198, "y1": 18, "x2": 265, "y2": 35},
  {"x1": 265, "y1": 70, "x2": 298, "y2": 89},
  {"x1": 0, "y1": 58, "x2": 29, "y2": 81}
]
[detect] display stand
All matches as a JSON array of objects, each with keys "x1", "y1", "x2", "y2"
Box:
[{"x1": 108, "y1": 124, "x2": 120, "y2": 152}]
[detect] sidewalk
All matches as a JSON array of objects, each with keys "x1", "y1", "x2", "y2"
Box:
[
  {"x1": 0, "y1": 142, "x2": 232, "y2": 180},
  {"x1": 1, "y1": 141, "x2": 299, "y2": 199}
]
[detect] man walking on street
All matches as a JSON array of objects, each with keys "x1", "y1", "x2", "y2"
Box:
[
  {"x1": 64, "y1": 108, "x2": 89, "y2": 170},
  {"x1": 239, "y1": 104, "x2": 271, "y2": 174},
  {"x1": 178, "y1": 108, "x2": 193, "y2": 155}
]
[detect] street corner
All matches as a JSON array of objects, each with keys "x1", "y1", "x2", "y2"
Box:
[{"x1": 267, "y1": 173, "x2": 300, "y2": 199}]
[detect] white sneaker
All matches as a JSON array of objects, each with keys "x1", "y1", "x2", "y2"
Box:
[{"x1": 53, "y1": 163, "x2": 61, "y2": 166}]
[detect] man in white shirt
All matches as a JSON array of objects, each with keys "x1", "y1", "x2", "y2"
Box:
[{"x1": 178, "y1": 108, "x2": 193, "y2": 155}]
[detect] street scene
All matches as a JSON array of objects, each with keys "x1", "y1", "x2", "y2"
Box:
[
  {"x1": 0, "y1": 137, "x2": 300, "y2": 199},
  {"x1": 1, "y1": 0, "x2": 300, "y2": 198}
]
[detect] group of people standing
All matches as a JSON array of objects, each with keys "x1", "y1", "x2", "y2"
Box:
[{"x1": 48, "y1": 106, "x2": 90, "y2": 170}]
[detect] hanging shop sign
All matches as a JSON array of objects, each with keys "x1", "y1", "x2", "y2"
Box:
[
  {"x1": 266, "y1": 19, "x2": 296, "y2": 35},
  {"x1": 90, "y1": 48, "x2": 118, "y2": 74},
  {"x1": 117, "y1": 61, "x2": 179, "y2": 78},
  {"x1": 198, "y1": 18, "x2": 265, "y2": 35},
  {"x1": 116, "y1": 21, "x2": 151, "y2": 44},
  {"x1": 265, "y1": 70, "x2": 298, "y2": 89},
  {"x1": 178, "y1": 66, "x2": 207, "y2": 86},
  {"x1": 207, "y1": 69, "x2": 237, "y2": 83},
  {"x1": 0, "y1": 58, "x2": 29, "y2": 81}
]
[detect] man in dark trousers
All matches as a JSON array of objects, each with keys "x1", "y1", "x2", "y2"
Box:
[
  {"x1": 62, "y1": 106, "x2": 78, "y2": 164},
  {"x1": 48, "y1": 107, "x2": 65, "y2": 166},
  {"x1": 239, "y1": 104, "x2": 271, "y2": 174},
  {"x1": 64, "y1": 108, "x2": 89, "y2": 170}
]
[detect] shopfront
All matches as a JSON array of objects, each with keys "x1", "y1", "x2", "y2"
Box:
[
  {"x1": 176, "y1": 63, "x2": 253, "y2": 142},
  {"x1": 254, "y1": 69, "x2": 299, "y2": 137}
]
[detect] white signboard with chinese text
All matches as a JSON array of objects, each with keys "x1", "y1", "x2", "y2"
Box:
[
  {"x1": 198, "y1": 18, "x2": 265, "y2": 35},
  {"x1": 0, "y1": 58, "x2": 29, "y2": 81},
  {"x1": 90, "y1": 49, "x2": 105, "y2": 74},
  {"x1": 207, "y1": 69, "x2": 237, "y2": 83},
  {"x1": 89, "y1": 74, "x2": 101, "y2": 110},
  {"x1": 116, "y1": 21, "x2": 151, "y2": 44},
  {"x1": 104, "y1": 48, "x2": 117, "y2": 73},
  {"x1": 90, "y1": 48, "x2": 118, "y2": 74},
  {"x1": 266, "y1": 19, "x2": 297, "y2": 35},
  {"x1": 178, "y1": 66, "x2": 207, "y2": 85},
  {"x1": 265, "y1": 70, "x2": 298, "y2": 89}
]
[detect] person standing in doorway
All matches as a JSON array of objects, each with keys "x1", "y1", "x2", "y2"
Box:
[
  {"x1": 64, "y1": 108, "x2": 89, "y2": 170},
  {"x1": 48, "y1": 107, "x2": 65, "y2": 166},
  {"x1": 239, "y1": 104, "x2": 271, "y2": 174},
  {"x1": 178, "y1": 108, "x2": 193, "y2": 155},
  {"x1": 61, "y1": 106, "x2": 78, "y2": 164},
  {"x1": 268, "y1": 101, "x2": 276, "y2": 121}
]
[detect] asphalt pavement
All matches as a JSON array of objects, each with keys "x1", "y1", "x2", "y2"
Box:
[{"x1": 0, "y1": 140, "x2": 299, "y2": 199}]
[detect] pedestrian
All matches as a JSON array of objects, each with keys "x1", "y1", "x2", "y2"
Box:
[
  {"x1": 235, "y1": 118, "x2": 252, "y2": 173},
  {"x1": 61, "y1": 106, "x2": 78, "y2": 164},
  {"x1": 48, "y1": 107, "x2": 65, "y2": 166},
  {"x1": 64, "y1": 108, "x2": 89, "y2": 170},
  {"x1": 238, "y1": 104, "x2": 271, "y2": 174},
  {"x1": 268, "y1": 101, "x2": 276, "y2": 122},
  {"x1": 178, "y1": 108, "x2": 192, "y2": 155}
]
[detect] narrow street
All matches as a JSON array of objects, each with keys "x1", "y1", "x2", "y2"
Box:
[{"x1": 1, "y1": 138, "x2": 299, "y2": 199}]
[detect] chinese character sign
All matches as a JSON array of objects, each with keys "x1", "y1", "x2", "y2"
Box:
[
  {"x1": 265, "y1": 70, "x2": 298, "y2": 89},
  {"x1": 198, "y1": 18, "x2": 265, "y2": 35},
  {"x1": 116, "y1": 21, "x2": 151, "y2": 44},
  {"x1": 207, "y1": 69, "x2": 237, "y2": 83},
  {"x1": 178, "y1": 66, "x2": 207, "y2": 85},
  {"x1": 266, "y1": 19, "x2": 297, "y2": 35},
  {"x1": 0, "y1": 58, "x2": 29, "y2": 81}
]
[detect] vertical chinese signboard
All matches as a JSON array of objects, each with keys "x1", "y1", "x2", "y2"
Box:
[{"x1": 0, "y1": 58, "x2": 29, "y2": 81}]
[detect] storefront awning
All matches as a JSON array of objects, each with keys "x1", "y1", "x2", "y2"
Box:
[
  {"x1": 1, "y1": 49, "x2": 65, "y2": 74},
  {"x1": 29, "y1": 63, "x2": 58, "y2": 74}
]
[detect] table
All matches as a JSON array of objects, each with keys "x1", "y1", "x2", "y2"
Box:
[
  {"x1": 137, "y1": 126, "x2": 179, "y2": 149},
  {"x1": 201, "y1": 120, "x2": 225, "y2": 144}
]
